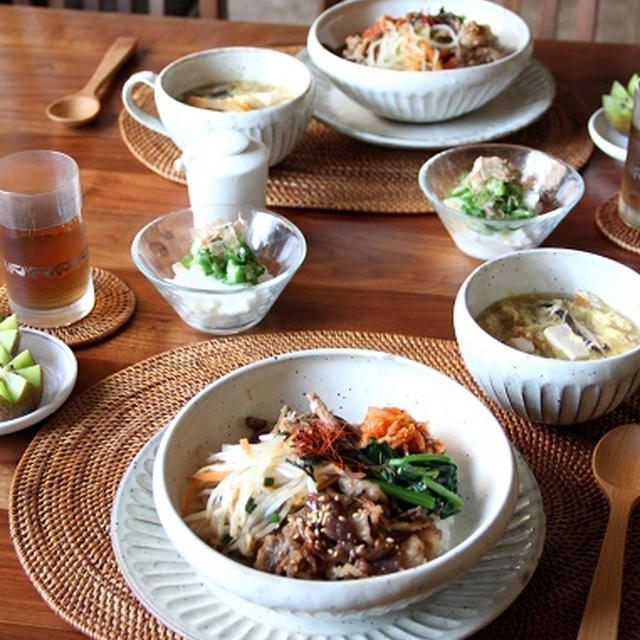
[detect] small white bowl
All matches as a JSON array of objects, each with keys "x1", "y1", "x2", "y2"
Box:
[
  {"x1": 153, "y1": 348, "x2": 518, "y2": 615},
  {"x1": 307, "y1": 0, "x2": 532, "y2": 123},
  {"x1": 131, "y1": 205, "x2": 306, "y2": 334},
  {"x1": 418, "y1": 143, "x2": 585, "y2": 260},
  {"x1": 454, "y1": 248, "x2": 640, "y2": 425}
]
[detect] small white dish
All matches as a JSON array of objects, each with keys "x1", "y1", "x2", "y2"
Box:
[
  {"x1": 299, "y1": 50, "x2": 555, "y2": 149},
  {"x1": 588, "y1": 107, "x2": 628, "y2": 161},
  {"x1": 0, "y1": 328, "x2": 77, "y2": 436},
  {"x1": 111, "y1": 429, "x2": 545, "y2": 640}
]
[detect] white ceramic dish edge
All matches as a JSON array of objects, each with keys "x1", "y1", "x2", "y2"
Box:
[
  {"x1": 587, "y1": 107, "x2": 627, "y2": 162},
  {"x1": 299, "y1": 49, "x2": 555, "y2": 149}
]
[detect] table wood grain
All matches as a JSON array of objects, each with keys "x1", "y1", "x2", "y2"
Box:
[{"x1": 0, "y1": 6, "x2": 639, "y2": 639}]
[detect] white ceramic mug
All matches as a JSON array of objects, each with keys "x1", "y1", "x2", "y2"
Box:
[{"x1": 121, "y1": 46, "x2": 314, "y2": 166}]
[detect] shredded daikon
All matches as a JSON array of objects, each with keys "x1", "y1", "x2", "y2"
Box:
[
  {"x1": 341, "y1": 10, "x2": 504, "y2": 71},
  {"x1": 184, "y1": 433, "x2": 316, "y2": 556}
]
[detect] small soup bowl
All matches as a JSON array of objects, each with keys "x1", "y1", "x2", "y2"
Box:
[
  {"x1": 122, "y1": 46, "x2": 314, "y2": 166},
  {"x1": 454, "y1": 248, "x2": 640, "y2": 425}
]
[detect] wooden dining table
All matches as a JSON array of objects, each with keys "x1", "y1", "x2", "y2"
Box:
[{"x1": 0, "y1": 5, "x2": 639, "y2": 639}]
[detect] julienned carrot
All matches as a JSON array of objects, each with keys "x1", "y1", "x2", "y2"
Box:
[{"x1": 181, "y1": 467, "x2": 231, "y2": 516}]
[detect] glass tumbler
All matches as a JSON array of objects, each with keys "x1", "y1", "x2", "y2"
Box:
[
  {"x1": 619, "y1": 79, "x2": 640, "y2": 228},
  {"x1": 0, "y1": 150, "x2": 94, "y2": 327}
]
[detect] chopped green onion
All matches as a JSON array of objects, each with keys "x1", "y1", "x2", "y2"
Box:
[
  {"x1": 177, "y1": 224, "x2": 267, "y2": 286},
  {"x1": 180, "y1": 254, "x2": 194, "y2": 268},
  {"x1": 486, "y1": 177, "x2": 507, "y2": 197},
  {"x1": 225, "y1": 260, "x2": 246, "y2": 283},
  {"x1": 245, "y1": 497, "x2": 257, "y2": 513},
  {"x1": 197, "y1": 249, "x2": 214, "y2": 275},
  {"x1": 263, "y1": 476, "x2": 274, "y2": 487},
  {"x1": 266, "y1": 512, "x2": 280, "y2": 523}
]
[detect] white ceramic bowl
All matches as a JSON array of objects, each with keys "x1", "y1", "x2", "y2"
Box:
[
  {"x1": 153, "y1": 348, "x2": 518, "y2": 615},
  {"x1": 122, "y1": 46, "x2": 314, "y2": 166},
  {"x1": 418, "y1": 143, "x2": 585, "y2": 260},
  {"x1": 454, "y1": 248, "x2": 640, "y2": 425},
  {"x1": 307, "y1": 0, "x2": 532, "y2": 123},
  {"x1": 131, "y1": 205, "x2": 306, "y2": 334}
]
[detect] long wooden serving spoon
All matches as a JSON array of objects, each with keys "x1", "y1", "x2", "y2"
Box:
[
  {"x1": 577, "y1": 423, "x2": 640, "y2": 639},
  {"x1": 46, "y1": 36, "x2": 137, "y2": 126}
]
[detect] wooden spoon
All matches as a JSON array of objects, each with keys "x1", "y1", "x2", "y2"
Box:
[
  {"x1": 46, "y1": 36, "x2": 137, "y2": 126},
  {"x1": 577, "y1": 423, "x2": 640, "y2": 640}
]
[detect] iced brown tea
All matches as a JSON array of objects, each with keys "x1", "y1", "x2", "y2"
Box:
[
  {"x1": 0, "y1": 214, "x2": 91, "y2": 310},
  {"x1": 619, "y1": 81, "x2": 640, "y2": 228},
  {"x1": 0, "y1": 151, "x2": 94, "y2": 327}
]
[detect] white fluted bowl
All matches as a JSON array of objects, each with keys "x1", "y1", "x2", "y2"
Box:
[
  {"x1": 153, "y1": 348, "x2": 518, "y2": 615},
  {"x1": 454, "y1": 248, "x2": 640, "y2": 425},
  {"x1": 307, "y1": 0, "x2": 532, "y2": 123}
]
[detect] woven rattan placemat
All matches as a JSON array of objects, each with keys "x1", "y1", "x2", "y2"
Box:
[
  {"x1": 0, "y1": 268, "x2": 135, "y2": 348},
  {"x1": 9, "y1": 331, "x2": 640, "y2": 640},
  {"x1": 118, "y1": 86, "x2": 593, "y2": 215},
  {"x1": 596, "y1": 193, "x2": 640, "y2": 254}
]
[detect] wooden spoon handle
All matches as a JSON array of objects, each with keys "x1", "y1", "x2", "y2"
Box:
[
  {"x1": 576, "y1": 494, "x2": 634, "y2": 640},
  {"x1": 81, "y1": 36, "x2": 137, "y2": 97}
]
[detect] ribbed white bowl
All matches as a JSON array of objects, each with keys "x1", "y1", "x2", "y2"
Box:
[
  {"x1": 122, "y1": 47, "x2": 314, "y2": 166},
  {"x1": 454, "y1": 248, "x2": 640, "y2": 425},
  {"x1": 153, "y1": 348, "x2": 518, "y2": 614}
]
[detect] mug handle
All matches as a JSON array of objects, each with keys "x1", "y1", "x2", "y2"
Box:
[{"x1": 121, "y1": 71, "x2": 168, "y2": 136}]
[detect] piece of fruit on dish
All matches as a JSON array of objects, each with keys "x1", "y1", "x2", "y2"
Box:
[
  {"x1": 602, "y1": 73, "x2": 639, "y2": 135},
  {"x1": 0, "y1": 315, "x2": 43, "y2": 420},
  {"x1": 0, "y1": 313, "x2": 19, "y2": 355}
]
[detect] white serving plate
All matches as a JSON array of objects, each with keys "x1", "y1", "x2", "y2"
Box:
[
  {"x1": 588, "y1": 107, "x2": 628, "y2": 161},
  {"x1": 299, "y1": 50, "x2": 555, "y2": 149},
  {"x1": 111, "y1": 429, "x2": 545, "y2": 640},
  {"x1": 0, "y1": 328, "x2": 77, "y2": 436}
]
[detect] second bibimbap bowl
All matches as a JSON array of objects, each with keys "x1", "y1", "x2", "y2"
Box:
[
  {"x1": 307, "y1": 0, "x2": 532, "y2": 122},
  {"x1": 153, "y1": 348, "x2": 518, "y2": 615}
]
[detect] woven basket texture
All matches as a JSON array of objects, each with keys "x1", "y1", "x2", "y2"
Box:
[
  {"x1": 0, "y1": 268, "x2": 135, "y2": 348},
  {"x1": 8, "y1": 331, "x2": 640, "y2": 639},
  {"x1": 118, "y1": 84, "x2": 593, "y2": 214},
  {"x1": 596, "y1": 193, "x2": 640, "y2": 254}
]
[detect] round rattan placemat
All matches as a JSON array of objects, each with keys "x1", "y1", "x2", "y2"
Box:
[
  {"x1": 0, "y1": 268, "x2": 136, "y2": 348},
  {"x1": 595, "y1": 193, "x2": 640, "y2": 254},
  {"x1": 9, "y1": 331, "x2": 640, "y2": 640},
  {"x1": 118, "y1": 85, "x2": 593, "y2": 215}
]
